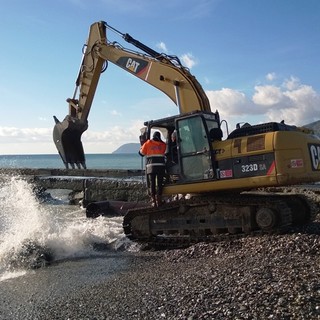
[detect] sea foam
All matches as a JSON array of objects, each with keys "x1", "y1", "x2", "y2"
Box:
[{"x1": 0, "y1": 175, "x2": 136, "y2": 281}]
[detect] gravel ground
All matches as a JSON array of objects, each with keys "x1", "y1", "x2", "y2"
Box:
[{"x1": 1, "y1": 220, "x2": 320, "y2": 320}]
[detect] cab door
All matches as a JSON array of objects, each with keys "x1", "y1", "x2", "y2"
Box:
[{"x1": 177, "y1": 115, "x2": 213, "y2": 181}]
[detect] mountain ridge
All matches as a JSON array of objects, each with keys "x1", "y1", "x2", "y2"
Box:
[
  {"x1": 112, "y1": 143, "x2": 140, "y2": 154},
  {"x1": 305, "y1": 120, "x2": 320, "y2": 132}
]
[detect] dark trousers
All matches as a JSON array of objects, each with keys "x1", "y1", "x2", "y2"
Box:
[{"x1": 147, "y1": 172, "x2": 165, "y2": 196}]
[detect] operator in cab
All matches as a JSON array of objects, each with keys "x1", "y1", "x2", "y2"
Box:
[{"x1": 139, "y1": 131, "x2": 167, "y2": 207}]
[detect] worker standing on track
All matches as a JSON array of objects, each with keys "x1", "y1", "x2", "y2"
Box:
[{"x1": 139, "y1": 131, "x2": 167, "y2": 207}]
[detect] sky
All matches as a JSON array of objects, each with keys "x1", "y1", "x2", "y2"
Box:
[{"x1": 0, "y1": 0, "x2": 319, "y2": 155}]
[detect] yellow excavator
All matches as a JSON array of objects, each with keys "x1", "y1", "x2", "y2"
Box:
[{"x1": 53, "y1": 21, "x2": 320, "y2": 246}]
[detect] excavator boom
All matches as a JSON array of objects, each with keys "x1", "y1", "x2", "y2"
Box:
[{"x1": 53, "y1": 21, "x2": 211, "y2": 168}]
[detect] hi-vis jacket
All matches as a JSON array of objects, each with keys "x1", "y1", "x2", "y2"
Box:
[{"x1": 140, "y1": 139, "x2": 166, "y2": 173}]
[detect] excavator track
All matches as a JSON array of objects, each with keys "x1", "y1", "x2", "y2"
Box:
[{"x1": 123, "y1": 187, "x2": 320, "y2": 248}]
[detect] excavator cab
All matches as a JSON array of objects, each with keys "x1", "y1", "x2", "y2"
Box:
[{"x1": 144, "y1": 110, "x2": 221, "y2": 184}]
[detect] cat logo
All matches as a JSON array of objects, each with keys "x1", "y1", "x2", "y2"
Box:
[
  {"x1": 126, "y1": 58, "x2": 140, "y2": 73},
  {"x1": 309, "y1": 144, "x2": 320, "y2": 171},
  {"x1": 116, "y1": 57, "x2": 148, "y2": 75}
]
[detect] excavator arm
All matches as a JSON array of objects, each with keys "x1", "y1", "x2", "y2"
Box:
[{"x1": 53, "y1": 21, "x2": 211, "y2": 169}]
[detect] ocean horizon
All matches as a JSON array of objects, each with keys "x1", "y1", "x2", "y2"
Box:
[{"x1": 0, "y1": 153, "x2": 143, "y2": 170}]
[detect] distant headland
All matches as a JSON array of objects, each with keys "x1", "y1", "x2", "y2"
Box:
[{"x1": 112, "y1": 143, "x2": 140, "y2": 154}]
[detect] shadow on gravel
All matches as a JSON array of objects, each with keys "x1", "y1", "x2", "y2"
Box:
[{"x1": 288, "y1": 220, "x2": 320, "y2": 235}]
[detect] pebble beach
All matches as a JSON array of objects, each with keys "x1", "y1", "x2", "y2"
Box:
[{"x1": 1, "y1": 218, "x2": 320, "y2": 320}]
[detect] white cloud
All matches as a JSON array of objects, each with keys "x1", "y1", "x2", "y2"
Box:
[
  {"x1": 204, "y1": 77, "x2": 210, "y2": 85},
  {"x1": 206, "y1": 88, "x2": 256, "y2": 116},
  {"x1": 81, "y1": 120, "x2": 143, "y2": 153},
  {"x1": 266, "y1": 72, "x2": 276, "y2": 81},
  {"x1": 252, "y1": 85, "x2": 290, "y2": 107},
  {"x1": 1, "y1": 75, "x2": 319, "y2": 154},
  {"x1": 283, "y1": 76, "x2": 300, "y2": 90},
  {"x1": 0, "y1": 121, "x2": 143, "y2": 154},
  {"x1": 0, "y1": 127, "x2": 51, "y2": 141},
  {"x1": 180, "y1": 53, "x2": 197, "y2": 69},
  {"x1": 207, "y1": 76, "x2": 320, "y2": 127},
  {"x1": 157, "y1": 42, "x2": 168, "y2": 53},
  {"x1": 0, "y1": 127, "x2": 54, "y2": 154},
  {"x1": 110, "y1": 110, "x2": 122, "y2": 116}
]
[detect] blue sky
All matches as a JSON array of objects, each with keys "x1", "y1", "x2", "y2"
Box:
[{"x1": 0, "y1": 0, "x2": 319, "y2": 154}]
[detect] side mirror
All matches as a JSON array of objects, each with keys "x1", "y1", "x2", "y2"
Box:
[
  {"x1": 209, "y1": 128, "x2": 223, "y2": 141},
  {"x1": 139, "y1": 127, "x2": 148, "y2": 146},
  {"x1": 139, "y1": 132, "x2": 147, "y2": 146}
]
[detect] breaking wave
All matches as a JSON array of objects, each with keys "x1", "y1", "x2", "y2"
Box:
[{"x1": 0, "y1": 175, "x2": 137, "y2": 281}]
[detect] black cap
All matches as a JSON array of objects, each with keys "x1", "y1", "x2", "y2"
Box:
[{"x1": 152, "y1": 131, "x2": 161, "y2": 141}]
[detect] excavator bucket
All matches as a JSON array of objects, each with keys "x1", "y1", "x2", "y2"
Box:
[{"x1": 53, "y1": 116, "x2": 88, "y2": 169}]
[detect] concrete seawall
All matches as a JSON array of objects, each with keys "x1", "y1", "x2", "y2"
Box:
[
  {"x1": 0, "y1": 168, "x2": 144, "y2": 178},
  {"x1": 0, "y1": 168, "x2": 149, "y2": 205}
]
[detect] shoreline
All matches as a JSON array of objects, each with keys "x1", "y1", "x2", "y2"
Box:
[{"x1": 1, "y1": 223, "x2": 320, "y2": 319}]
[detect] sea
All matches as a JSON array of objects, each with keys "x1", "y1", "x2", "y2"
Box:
[
  {"x1": 0, "y1": 154, "x2": 143, "y2": 282},
  {"x1": 0, "y1": 153, "x2": 143, "y2": 170}
]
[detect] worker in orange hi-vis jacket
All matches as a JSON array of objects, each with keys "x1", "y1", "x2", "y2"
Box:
[{"x1": 139, "y1": 131, "x2": 167, "y2": 207}]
